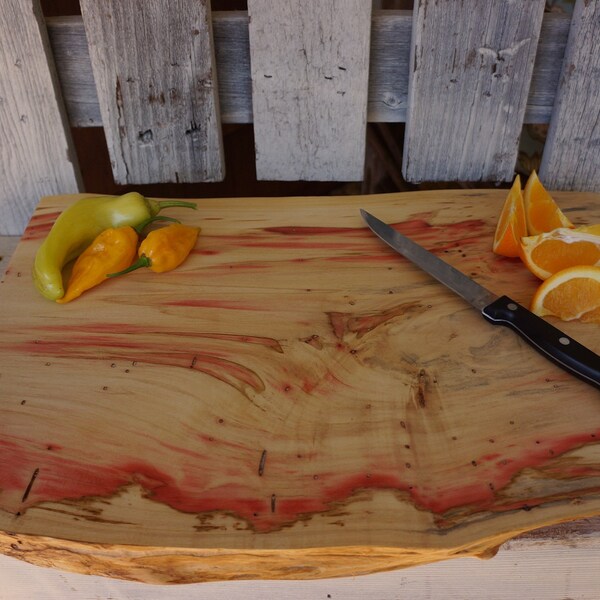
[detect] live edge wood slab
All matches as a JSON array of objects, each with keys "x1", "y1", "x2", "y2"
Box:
[{"x1": 1, "y1": 190, "x2": 599, "y2": 584}]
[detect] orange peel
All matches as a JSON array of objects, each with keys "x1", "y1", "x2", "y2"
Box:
[
  {"x1": 523, "y1": 170, "x2": 574, "y2": 235},
  {"x1": 493, "y1": 175, "x2": 527, "y2": 258},
  {"x1": 530, "y1": 265, "x2": 600, "y2": 323},
  {"x1": 519, "y1": 225, "x2": 600, "y2": 280}
]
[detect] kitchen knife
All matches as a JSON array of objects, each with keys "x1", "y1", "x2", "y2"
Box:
[{"x1": 360, "y1": 209, "x2": 600, "y2": 390}]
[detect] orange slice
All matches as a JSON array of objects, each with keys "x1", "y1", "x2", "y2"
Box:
[
  {"x1": 530, "y1": 265, "x2": 600, "y2": 323},
  {"x1": 519, "y1": 225, "x2": 600, "y2": 280},
  {"x1": 523, "y1": 170, "x2": 574, "y2": 235},
  {"x1": 492, "y1": 175, "x2": 527, "y2": 257}
]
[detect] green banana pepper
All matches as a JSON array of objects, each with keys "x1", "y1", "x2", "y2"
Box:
[{"x1": 33, "y1": 192, "x2": 197, "y2": 300}]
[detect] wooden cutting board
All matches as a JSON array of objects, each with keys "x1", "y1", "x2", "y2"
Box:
[{"x1": 1, "y1": 190, "x2": 599, "y2": 584}]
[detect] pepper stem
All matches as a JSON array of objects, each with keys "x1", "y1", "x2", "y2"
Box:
[
  {"x1": 146, "y1": 198, "x2": 197, "y2": 215},
  {"x1": 156, "y1": 200, "x2": 197, "y2": 210},
  {"x1": 107, "y1": 255, "x2": 152, "y2": 278},
  {"x1": 134, "y1": 215, "x2": 180, "y2": 234}
]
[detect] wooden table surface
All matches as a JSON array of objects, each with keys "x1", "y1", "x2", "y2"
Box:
[{"x1": 1, "y1": 190, "x2": 599, "y2": 585}]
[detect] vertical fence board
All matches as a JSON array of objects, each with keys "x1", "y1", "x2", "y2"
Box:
[
  {"x1": 0, "y1": 0, "x2": 82, "y2": 235},
  {"x1": 46, "y1": 16, "x2": 102, "y2": 127},
  {"x1": 403, "y1": 0, "x2": 545, "y2": 183},
  {"x1": 212, "y1": 11, "x2": 252, "y2": 124},
  {"x1": 539, "y1": 0, "x2": 600, "y2": 191},
  {"x1": 247, "y1": 0, "x2": 372, "y2": 181},
  {"x1": 80, "y1": 0, "x2": 224, "y2": 184},
  {"x1": 368, "y1": 10, "x2": 412, "y2": 123},
  {"x1": 524, "y1": 12, "x2": 570, "y2": 124}
]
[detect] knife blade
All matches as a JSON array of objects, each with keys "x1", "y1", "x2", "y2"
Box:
[{"x1": 360, "y1": 209, "x2": 600, "y2": 390}]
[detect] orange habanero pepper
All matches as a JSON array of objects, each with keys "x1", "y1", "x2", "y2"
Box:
[
  {"x1": 108, "y1": 223, "x2": 199, "y2": 278},
  {"x1": 56, "y1": 226, "x2": 138, "y2": 303}
]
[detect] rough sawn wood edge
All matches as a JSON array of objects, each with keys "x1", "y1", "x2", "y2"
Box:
[{"x1": 1, "y1": 517, "x2": 598, "y2": 584}]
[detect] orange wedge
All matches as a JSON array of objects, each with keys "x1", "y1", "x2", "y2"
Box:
[
  {"x1": 523, "y1": 170, "x2": 574, "y2": 235},
  {"x1": 519, "y1": 224, "x2": 600, "y2": 280},
  {"x1": 530, "y1": 265, "x2": 600, "y2": 323},
  {"x1": 493, "y1": 175, "x2": 527, "y2": 257}
]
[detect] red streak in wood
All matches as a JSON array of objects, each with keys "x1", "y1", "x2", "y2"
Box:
[
  {"x1": 0, "y1": 438, "x2": 269, "y2": 523},
  {"x1": 192, "y1": 249, "x2": 220, "y2": 256},
  {"x1": 9, "y1": 336, "x2": 266, "y2": 395},
  {"x1": 12, "y1": 338, "x2": 141, "y2": 355},
  {"x1": 0, "y1": 440, "x2": 31, "y2": 490},
  {"x1": 480, "y1": 453, "x2": 502, "y2": 462},
  {"x1": 2, "y1": 430, "x2": 599, "y2": 531},
  {"x1": 0, "y1": 438, "x2": 129, "y2": 509},
  {"x1": 39, "y1": 323, "x2": 148, "y2": 335},
  {"x1": 301, "y1": 379, "x2": 319, "y2": 394},
  {"x1": 422, "y1": 431, "x2": 600, "y2": 516},
  {"x1": 193, "y1": 333, "x2": 283, "y2": 353},
  {"x1": 21, "y1": 211, "x2": 60, "y2": 240},
  {"x1": 189, "y1": 353, "x2": 266, "y2": 393},
  {"x1": 34, "y1": 324, "x2": 283, "y2": 353}
]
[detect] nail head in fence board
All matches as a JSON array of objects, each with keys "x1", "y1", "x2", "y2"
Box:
[
  {"x1": 79, "y1": 0, "x2": 224, "y2": 184},
  {"x1": 0, "y1": 1, "x2": 82, "y2": 236},
  {"x1": 539, "y1": 0, "x2": 600, "y2": 192},
  {"x1": 403, "y1": 0, "x2": 546, "y2": 184},
  {"x1": 247, "y1": 0, "x2": 372, "y2": 181}
]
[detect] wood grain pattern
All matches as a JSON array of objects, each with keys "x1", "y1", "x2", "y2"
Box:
[
  {"x1": 0, "y1": 0, "x2": 82, "y2": 236},
  {"x1": 46, "y1": 16, "x2": 102, "y2": 127},
  {"x1": 368, "y1": 10, "x2": 412, "y2": 123},
  {"x1": 79, "y1": 0, "x2": 224, "y2": 184},
  {"x1": 539, "y1": 0, "x2": 600, "y2": 191},
  {"x1": 211, "y1": 11, "x2": 252, "y2": 125},
  {"x1": 45, "y1": 11, "x2": 571, "y2": 128},
  {"x1": 525, "y1": 11, "x2": 570, "y2": 124},
  {"x1": 247, "y1": 0, "x2": 372, "y2": 180},
  {"x1": 1, "y1": 190, "x2": 600, "y2": 583},
  {"x1": 403, "y1": 0, "x2": 546, "y2": 183}
]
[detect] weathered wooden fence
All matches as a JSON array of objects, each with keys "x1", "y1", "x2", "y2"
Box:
[{"x1": 1, "y1": 0, "x2": 599, "y2": 235}]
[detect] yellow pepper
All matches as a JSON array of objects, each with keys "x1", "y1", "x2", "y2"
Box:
[
  {"x1": 33, "y1": 192, "x2": 197, "y2": 301},
  {"x1": 108, "y1": 223, "x2": 199, "y2": 278},
  {"x1": 56, "y1": 226, "x2": 138, "y2": 303}
]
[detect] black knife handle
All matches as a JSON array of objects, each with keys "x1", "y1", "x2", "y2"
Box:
[{"x1": 482, "y1": 296, "x2": 600, "y2": 390}]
